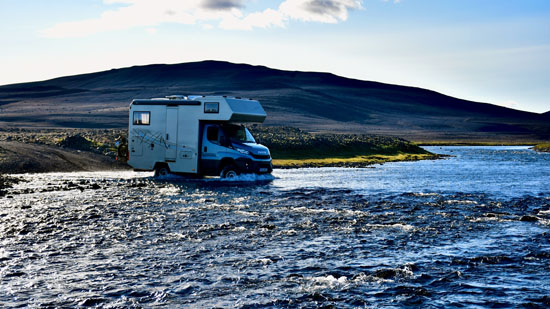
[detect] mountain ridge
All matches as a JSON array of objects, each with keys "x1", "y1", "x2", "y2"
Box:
[{"x1": 0, "y1": 60, "x2": 548, "y2": 141}]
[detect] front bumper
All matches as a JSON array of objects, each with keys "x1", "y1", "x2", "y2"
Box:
[{"x1": 235, "y1": 157, "x2": 273, "y2": 174}]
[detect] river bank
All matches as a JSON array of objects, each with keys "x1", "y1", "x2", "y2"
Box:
[
  {"x1": 0, "y1": 127, "x2": 441, "y2": 175},
  {"x1": 0, "y1": 128, "x2": 129, "y2": 175}
]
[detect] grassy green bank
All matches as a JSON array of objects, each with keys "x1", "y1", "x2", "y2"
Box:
[
  {"x1": 249, "y1": 126, "x2": 441, "y2": 168},
  {"x1": 271, "y1": 153, "x2": 439, "y2": 168},
  {"x1": 416, "y1": 141, "x2": 540, "y2": 146}
]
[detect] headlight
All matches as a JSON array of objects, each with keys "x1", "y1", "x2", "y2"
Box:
[{"x1": 235, "y1": 148, "x2": 251, "y2": 155}]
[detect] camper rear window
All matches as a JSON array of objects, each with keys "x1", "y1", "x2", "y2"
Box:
[
  {"x1": 204, "y1": 102, "x2": 219, "y2": 113},
  {"x1": 133, "y1": 111, "x2": 150, "y2": 125}
]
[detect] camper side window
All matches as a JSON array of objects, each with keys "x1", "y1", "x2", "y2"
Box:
[
  {"x1": 204, "y1": 102, "x2": 219, "y2": 113},
  {"x1": 133, "y1": 111, "x2": 150, "y2": 125},
  {"x1": 207, "y1": 126, "x2": 219, "y2": 144}
]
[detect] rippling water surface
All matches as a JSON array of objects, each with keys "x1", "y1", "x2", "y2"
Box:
[{"x1": 1, "y1": 146, "x2": 549, "y2": 307}]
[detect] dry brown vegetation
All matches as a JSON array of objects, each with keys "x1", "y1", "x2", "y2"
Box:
[
  {"x1": 0, "y1": 128, "x2": 128, "y2": 174},
  {"x1": 0, "y1": 128, "x2": 126, "y2": 156}
]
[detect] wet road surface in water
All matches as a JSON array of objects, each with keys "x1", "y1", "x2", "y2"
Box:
[{"x1": 1, "y1": 146, "x2": 549, "y2": 307}]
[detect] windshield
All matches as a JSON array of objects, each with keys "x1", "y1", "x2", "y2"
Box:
[{"x1": 222, "y1": 125, "x2": 256, "y2": 143}]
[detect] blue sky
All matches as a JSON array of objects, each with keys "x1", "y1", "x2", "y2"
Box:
[{"x1": 1, "y1": 0, "x2": 549, "y2": 113}]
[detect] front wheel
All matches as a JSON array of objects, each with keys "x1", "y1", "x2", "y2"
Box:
[{"x1": 220, "y1": 164, "x2": 240, "y2": 179}]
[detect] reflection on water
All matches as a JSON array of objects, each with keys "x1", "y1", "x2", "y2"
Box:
[{"x1": 1, "y1": 147, "x2": 549, "y2": 307}]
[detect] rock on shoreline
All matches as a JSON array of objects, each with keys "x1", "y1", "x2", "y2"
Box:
[{"x1": 0, "y1": 174, "x2": 25, "y2": 196}]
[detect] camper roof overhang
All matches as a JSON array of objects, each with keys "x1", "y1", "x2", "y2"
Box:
[
  {"x1": 131, "y1": 99, "x2": 201, "y2": 106},
  {"x1": 226, "y1": 98, "x2": 267, "y2": 123}
]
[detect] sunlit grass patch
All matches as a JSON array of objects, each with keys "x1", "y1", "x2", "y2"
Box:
[
  {"x1": 272, "y1": 153, "x2": 441, "y2": 168},
  {"x1": 415, "y1": 140, "x2": 539, "y2": 146}
]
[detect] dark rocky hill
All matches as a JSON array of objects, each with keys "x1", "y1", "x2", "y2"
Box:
[{"x1": 0, "y1": 60, "x2": 548, "y2": 141}]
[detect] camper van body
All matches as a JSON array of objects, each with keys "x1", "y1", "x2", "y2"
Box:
[{"x1": 127, "y1": 95, "x2": 272, "y2": 177}]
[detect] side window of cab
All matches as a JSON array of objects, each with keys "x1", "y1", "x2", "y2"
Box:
[{"x1": 207, "y1": 126, "x2": 219, "y2": 144}]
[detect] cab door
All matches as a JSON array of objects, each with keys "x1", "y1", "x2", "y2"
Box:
[
  {"x1": 165, "y1": 107, "x2": 178, "y2": 161},
  {"x1": 201, "y1": 124, "x2": 227, "y2": 174}
]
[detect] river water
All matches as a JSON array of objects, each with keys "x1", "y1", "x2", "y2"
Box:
[{"x1": 1, "y1": 146, "x2": 549, "y2": 307}]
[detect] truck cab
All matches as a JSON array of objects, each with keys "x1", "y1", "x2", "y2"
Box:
[{"x1": 200, "y1": 123, "x2": 272, "y2": 177}]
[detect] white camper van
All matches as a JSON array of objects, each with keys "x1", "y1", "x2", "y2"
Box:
[{"x1": 127, "y1": 95, "x2": 272, "y2": 178}]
